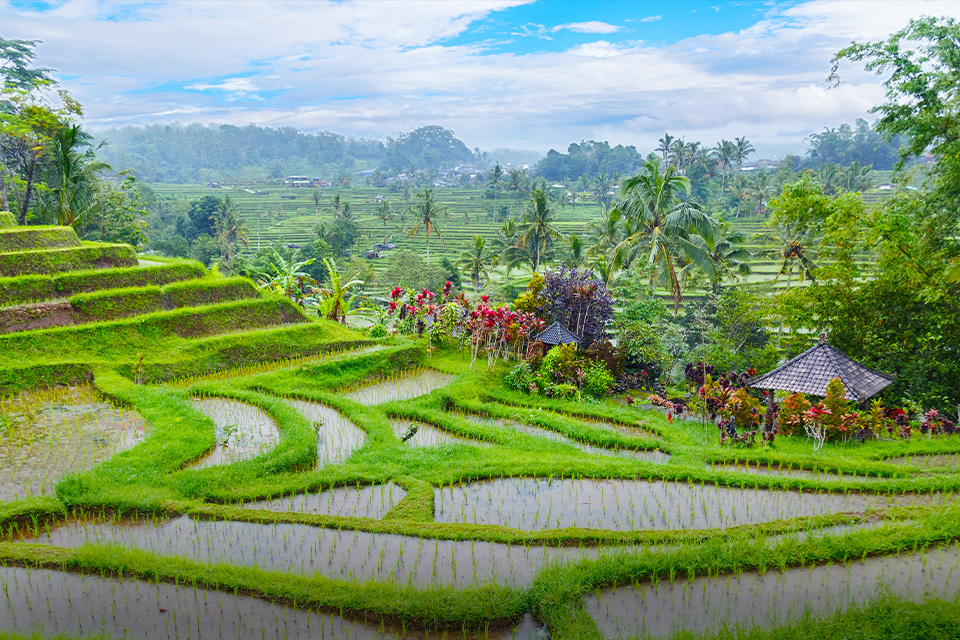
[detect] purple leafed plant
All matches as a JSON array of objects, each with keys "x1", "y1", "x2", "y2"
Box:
[{"x1": 538, "y1": 265, "x2": 614, "y2": 345}]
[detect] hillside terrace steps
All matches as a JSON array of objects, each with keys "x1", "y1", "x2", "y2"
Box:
[{"x1": 0, "y1": 277, "x2": 261, "y2": 334}]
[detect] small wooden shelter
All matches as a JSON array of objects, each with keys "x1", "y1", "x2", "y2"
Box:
[
  {"x1": 534, "y1": 321, "x2": 581, "y2": 348},
  {"x1": 750, "y1": 335, "x2": 894, "y2": 402}
]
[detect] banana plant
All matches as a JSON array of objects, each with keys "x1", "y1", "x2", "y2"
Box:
[{"x1": 312, "y1": 257, "x2": 364, "y2": 324}]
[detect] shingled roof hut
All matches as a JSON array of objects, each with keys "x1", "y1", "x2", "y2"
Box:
[
  {"x1": 534, "y1": 321, "x2": 581, "y2": 348},
  {"x1": 750, "y1": 335, "x2": 894, "y2": 402}
]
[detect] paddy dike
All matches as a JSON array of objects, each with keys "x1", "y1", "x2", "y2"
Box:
[
  {"x1": 586, "y1": 542, "x2": 960, "y2": 637},
  {"x1": 0, "y1": 566, "x2": 545, "y2": 639}
]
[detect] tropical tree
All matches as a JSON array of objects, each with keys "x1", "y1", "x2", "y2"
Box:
[
  {"x1": 562, "y1": 234, "x2": 586, "y2": 268},
  {"x1": 375, "y1": 199, "x2": 392, "y2": 233},
  {"x1": 406, "y1": 188, "x2": 449, "y2": 262},
  {"x1": 593, "y1": 173, "x2": 613, "y2": 209},
  {"x1": 734, "y1": 136, "x2": 754, "y2": 170},
  {"x1": 656, "y1": 133, "x2": 674, "y2": 163},
  {"x1": 712, "y1": 139, "x2": 736, "y2": 194},
  {"x1": 686, "y1": 220, "x2": 752, "y2": 284},
  {"x1": 312, "y1": 257, "x2": 364, "y2": 324},
  {"x1": 515, "y1": 188, "x2": 564, "y2": 272},
  {"x1": 456, "y1": 234, "x2": 492, "y2": 290},
  {"x1": 40, "y1": 124, "x2": 109, "y2": 226},
  {"x1": 214, "y1": 194, "x2": 249, "y2": 269},
  {"x1": 487, "y1": 162, "x2": 504, "y2": 217},
  {"x1": 257, "y1": 250, "x2": 318, "y2": 309},
  {"x1": 613, "y1": 157, "x2": 718, "y2": 313}
]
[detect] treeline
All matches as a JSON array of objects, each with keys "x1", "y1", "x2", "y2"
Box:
[
  {"x1": 534, "y1": 119, "x2": 907, "y2": 183},
  {"x1": 95, "y1": 123, "x2": 478, "y2": 183}
]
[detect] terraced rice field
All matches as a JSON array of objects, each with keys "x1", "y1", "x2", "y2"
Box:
[{"x1": 4, "y1": 342, "x2": 960, "y2": 638}]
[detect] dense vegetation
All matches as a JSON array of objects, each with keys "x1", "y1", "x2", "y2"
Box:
[{"x1": 2, "y1": 16, "x2": 960, "y2": 640}]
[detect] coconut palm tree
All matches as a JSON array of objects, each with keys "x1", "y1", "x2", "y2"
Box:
[
  {"x1": 515, "y1": 188, "x2": 564, "y2": 273},
  {"x1": 487, "y1": 162, "x2": 504, "y2": 219},
  {"x1": 713, "y1": 139, "x2": 736, "y2": 194},
  {"x1": 656, "y1": 133, "x2": 674, "y2": 163},
  {"x1": 42, "y1": 125, "x2": 109, "y2": 227},
  {"x1": 456, "y1": 235, "x2": 491, "y2": 290},
  {"x1": 214, "y1": 195, "x2": 249, "y2": 268},
  {"x1": 562, "y1": 234, "x2": 587, "y2": 268},
  {"x1": 406, "y1": 188, "x2": 449, "y2": 262},
  {"x1": 685, "y1": 220, "x2": 752, "y2": 284},
  {"x1": 613, "y1": 157, "x2": 718, "y2": 313},
  {"x1": 374, "y1": 199, "x2": 392, "y2": 232},
  {"x1": 734, "y1": 136, "x2": 754, "y2": 170}
]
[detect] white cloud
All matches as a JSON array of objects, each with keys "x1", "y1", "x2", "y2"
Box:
[
  {"x1": 640, "y1": 15, "x2": 662, "y2": 23},
  {"x1": 2, "y1": 0, "x2": 959, "y2": 156},
  {"x1": 552, "y1": 21, "x2": 621, "y2": 34}
]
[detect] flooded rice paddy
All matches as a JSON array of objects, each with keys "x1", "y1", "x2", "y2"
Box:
[
  {"x1": 434, "y1": 478, "x2": 918, "y2": 531},
  {"x1": 282, "y1": 398, "x2": 367, "y2": 464},
  {"x1": 189, "y1": 397, "x2": 280, "y2": 468},
  {"x1": 711, "y1": 461, "x2": 888, "y2": 482},
  {"x1": 242, "y1": 482, "x2": 406, "y2": 519},
  {"x1": 585, "y1": 543, "x2": 960, "y2": 637},
  {"x1": 27, "y1": 515, "x2": 630, "y2": 587},
  {"x1": 463, "y1": 414, "x2": 669, "y2": 463},
  {"x1": 887, "y1": 453, "x2": 960, "y2": 469},
  {"x1": 391, "y1": 419, "x2": 487, "y2": 448},
  {"x1": 0, "y1": 566, "x2": 542, "y2": 640},
  {"x1": 341, "y1": 369, "x2": 456, "y2": 405},
  {"x1": 0, "y1": 385, "x2": 148, "y2": 501}
]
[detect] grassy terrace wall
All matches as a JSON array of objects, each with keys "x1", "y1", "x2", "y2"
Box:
[
  {"x1": 0, "y1": 320, "x2": 367, "y2": 394},
  {"x1": 0, "y1": 243, "x2": 138, "y2": 277},
  {"x1": 0, "y1": 226, "x2": 80, "y2": 252},
  {"x1": 0, "y1": 211, "x2": 14, "y2": 228},
  {"x1": 0, "y1": 260, "x2": 207, "y2": 306},
  {"x1": 0, "y1": 297, "x2": 307, "y2": 363},
  {"x1": 67, "y1": 277, "x2": 260, "y2": 323}
]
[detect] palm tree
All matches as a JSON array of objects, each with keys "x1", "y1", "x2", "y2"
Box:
[
  {"x1": 613, "y1": 157, "x2": 718, "y2": 313},
  {"x1": 456, "y1": 235, "x2": 491, "y2": 290},
  {"x1": 734, "y1": 136, "x2": 754, "y2": 170},
  {"x1": 214, "y1": 195, "x2": 249, "y2": 267},
  {"x1": 374, "y1": 199, "x2": 392, "y2": 233},
  {"x1": 563, "y1": 234, "x2": 586, "y2": 268},
  {"x1": 656, "y1": 133, "x2": 674, "y2": 163},
  {"x1": 765, "y1": 222, "x2": 818, "y2": 289},
  {"x1": 713, "y1": 139, "x2": 736, "y2": 194},
  {"x1": 841, "y1": 160, "x2": 874, "y2": 192},
  {"x1": 515, "y1": 188, "x2": 564, "y2": 273},
  {"x1": 593, "y1": 174, "x2": 613, "y2": 209},
  {"x1": 685, "y1": 220, "x2": 752, "y2": 284},
  {"x1": 42, "y1": 125, "x2": 108, "y2": 227},
  {"x1": 406, "y1": 188, "x2": 449, "y2": 262},
  {"x1": 488, "y1": 162, "x2": 504, "y2": 219}
]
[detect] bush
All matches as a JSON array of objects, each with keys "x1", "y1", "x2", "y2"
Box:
[
  {"x1": 582, "y1": 360, "x2": 614, "y2": 398},
  {"x1": 777, "y1": 392, "x2": 812, "y2": 436},
  {"x1": 539, "y1": 344, "x2": 581, "y2": 384},
  {"x1": 504, "y1": 362, "x2": 535, "y2": 393}
]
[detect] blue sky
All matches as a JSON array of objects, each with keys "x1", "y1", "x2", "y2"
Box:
[{"x1": 1, "y1": 0, "x2": 956, "y2": 157}]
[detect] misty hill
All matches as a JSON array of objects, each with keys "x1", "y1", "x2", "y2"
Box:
[{"x1": 94, "y1": 123, "x2": 479, "y2": 184}]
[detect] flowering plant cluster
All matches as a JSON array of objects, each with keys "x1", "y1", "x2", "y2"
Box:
[{"x1": 381, "y1": 283, "x2": 544, "y2": 370}]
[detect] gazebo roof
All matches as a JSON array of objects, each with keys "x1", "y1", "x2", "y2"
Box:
[
  {"x1": 534, "y1": 321, "x2": 581, "y2": 346},
  {"x1": 749, "y1": 340, "x2": 894, "y2": 402}
]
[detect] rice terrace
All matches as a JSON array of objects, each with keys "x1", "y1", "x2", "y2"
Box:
[{"x1": 2, "y1": 3, "x2": 960, "y2": 640}]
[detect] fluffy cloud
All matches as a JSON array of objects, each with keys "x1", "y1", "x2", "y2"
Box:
[{"x1": 2, "y1": 0, "x2": 959, "y2": 156}]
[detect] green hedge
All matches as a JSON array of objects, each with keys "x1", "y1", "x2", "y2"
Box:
[
  {"x1": 0, "y1": 211, "x2": 14, "y2": 228},
  {"x1": 0, "y1": 260, "x2": 206, "y2": 306},
  {"x1": 0, "y1": 243, "x2": 137, "y2": 277},
  {"x1": 0, "y1": 226, "x2": 79, "y2": 252}
]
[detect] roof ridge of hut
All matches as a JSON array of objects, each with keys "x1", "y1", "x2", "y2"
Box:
[{"x1": 749, "y1": 341, "x2": 894, "y2": 402}]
